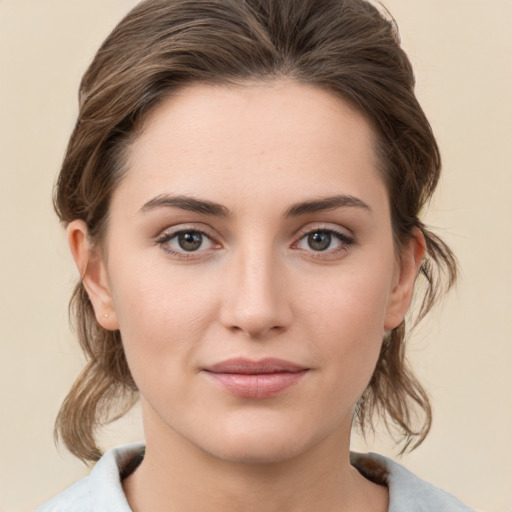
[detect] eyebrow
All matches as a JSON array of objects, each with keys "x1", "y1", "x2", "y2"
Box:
[
  {"x1": 139, "y1": 193, "x2": 371, "y2": 218},
  {"x1": 285, "y1": 195, "x2": 371, "y2": 217},
  {"x1": 140, "y1": 194, "x2": 229, "y2": 217}
]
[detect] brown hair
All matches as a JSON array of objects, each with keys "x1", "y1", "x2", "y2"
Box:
[{"x1": 54, "y1": 0, "x2": 457, "y2": 462}]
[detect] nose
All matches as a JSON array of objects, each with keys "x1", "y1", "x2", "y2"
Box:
[{"x1": 219, "y1": 245, "x2": 292, "y2": 340}]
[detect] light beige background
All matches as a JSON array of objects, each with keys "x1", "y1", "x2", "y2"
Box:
[{"x1": 1, "y1": 1, "x2": 511, "y2": 511}]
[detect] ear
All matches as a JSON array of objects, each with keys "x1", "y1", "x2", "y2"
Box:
[
  {"x1": 384, "y1": 227, "x2": 426, "y2": 330},
  {"x1": 67, "y1": 220, "x2": 119, "y2": 330}
]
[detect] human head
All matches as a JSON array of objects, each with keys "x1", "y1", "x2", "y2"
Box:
[{"x1": 54, "y1": 0, "x2": 456, "y2": 462}]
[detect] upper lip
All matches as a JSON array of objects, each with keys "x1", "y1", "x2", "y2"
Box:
[{"x1": 204, "y1": 358, "x2": 308, "y2": 374}]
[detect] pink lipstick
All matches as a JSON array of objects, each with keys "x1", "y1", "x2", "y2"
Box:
[{"x1": 202, "y1": 358, "x2": 308, "y2": 398}]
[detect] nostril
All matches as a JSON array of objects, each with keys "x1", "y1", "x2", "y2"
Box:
[{"x1": 224, "y1": 315, "x2": 289, "y2": 340}]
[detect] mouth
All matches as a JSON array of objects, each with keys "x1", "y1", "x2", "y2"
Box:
[{"x1": 202, "y1": 358, "x2": 309, "y2": 399}]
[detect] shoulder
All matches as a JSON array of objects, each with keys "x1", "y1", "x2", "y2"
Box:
[
  {"x1": 351, "y1": 452, "x2": 476, "y2": 512},
  {"x1": 35, "y1": 443, "x2": 145, "y2": 512}
]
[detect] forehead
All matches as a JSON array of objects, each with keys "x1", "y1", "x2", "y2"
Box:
[{"x1": 117, "y1": 79, "x2": 385, "y2": 213}]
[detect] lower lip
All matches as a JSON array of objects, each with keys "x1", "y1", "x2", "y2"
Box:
[{"x1": 203, "y1": 371, "x2": 308, "y2": 398}]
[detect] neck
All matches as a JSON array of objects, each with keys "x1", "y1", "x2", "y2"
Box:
[{"x1": 123, "y1": 409, "x2": 388, "y2": 512}]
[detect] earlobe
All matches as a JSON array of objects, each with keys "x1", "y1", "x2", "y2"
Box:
[
  {"x1": 384, "y1": 228, "x2": 426, "y2": 331},
  {"x1": 67, "y1": 220, "x2": 119, "y2": 331}
]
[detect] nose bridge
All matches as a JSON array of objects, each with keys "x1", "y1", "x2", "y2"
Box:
[{"x1": 221, "y1": 235, "x2": 290, "y2": 338}]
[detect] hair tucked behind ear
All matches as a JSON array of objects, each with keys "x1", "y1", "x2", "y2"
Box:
[
  {"x1": 54, "y1": 0, "x2": 456, "y2": 462},
  {"x1": 55, "y1": 285, "x2": 138, "y2": 461},
  {"x1": 356, "y1": 227, "x2": 457, "y2": 453}
]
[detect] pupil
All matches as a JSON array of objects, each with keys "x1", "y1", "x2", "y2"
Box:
[
  {"x1": 308, "y1": 232, "x2": 331, "y2": 251},
  {"x1": 178, "y1": 232, "x2": 202, "y2": 251}
]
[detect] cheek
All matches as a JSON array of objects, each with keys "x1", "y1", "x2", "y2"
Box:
[
  {"x1": 298, "y1": 260, "x2": 394, "y2": 340},
  {"x1": 107, "y1": 255, "x2": 221, "y2": 373},
  {"x1": 295, "y1": 259, "x2": 394, "y2": 390}
]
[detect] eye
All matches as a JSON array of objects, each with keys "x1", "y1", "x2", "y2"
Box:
[
  {"x1": 156, "y1": 228, "x2": 218, "y2": 258},
  {"x1": 176, "y1": 231, "x2": 205, "y2": 252},
  {"x1": 306, "y1": 231, "x2": 333, "y2": 251},
  {"x1": 295, "y1": 228, "x2": 354, "y2": 255}
]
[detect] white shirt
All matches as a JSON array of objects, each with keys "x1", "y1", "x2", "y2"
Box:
[{"x1": 36, "y1": 443, "x2": 475, "y2": 511}]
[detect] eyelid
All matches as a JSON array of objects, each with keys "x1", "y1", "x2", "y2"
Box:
[
  {"x1": 155, "y1": 222, "x2": 219, "y2": 241},
  {"x1": 294, "y1": 223, "x2": 354, "y2": 243}
]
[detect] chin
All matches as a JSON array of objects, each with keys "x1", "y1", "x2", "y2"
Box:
[
  {"x1": 193, "y1": 418, "x2": 323, "y2": 466},
  {"x1": 206, "y1": 437, "x2": 306, "y2": 466}
]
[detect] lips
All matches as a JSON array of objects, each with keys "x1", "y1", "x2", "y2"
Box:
[{"x1": 202, "y1": 358, "x2": 309, "y2": 398}]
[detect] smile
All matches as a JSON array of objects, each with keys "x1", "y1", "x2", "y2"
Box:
[{"x1": 202, "y1": 358, "x2": 309, "y2": 399}]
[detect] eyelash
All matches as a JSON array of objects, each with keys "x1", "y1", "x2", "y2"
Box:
[{"x1": 155, "y1": 225, "x2": 354, "y2": 260}]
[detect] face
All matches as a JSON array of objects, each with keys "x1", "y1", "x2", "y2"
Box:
[{"x1": 72, "y1": 80, "x2": 422, "y2": 464}]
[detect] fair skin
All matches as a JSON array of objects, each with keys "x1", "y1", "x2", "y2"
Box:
[{"x1": 68, "y1": 80, "x2": 424, "y2": 512}]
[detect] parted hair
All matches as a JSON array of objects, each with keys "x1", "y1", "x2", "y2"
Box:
[{"x1": 54, "y1": 0, "x2": 457, "y2": 462}]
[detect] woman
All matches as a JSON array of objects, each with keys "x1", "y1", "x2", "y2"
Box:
[{"x1": 37, "y1": 0, "x2": 473, "y2": 510}]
